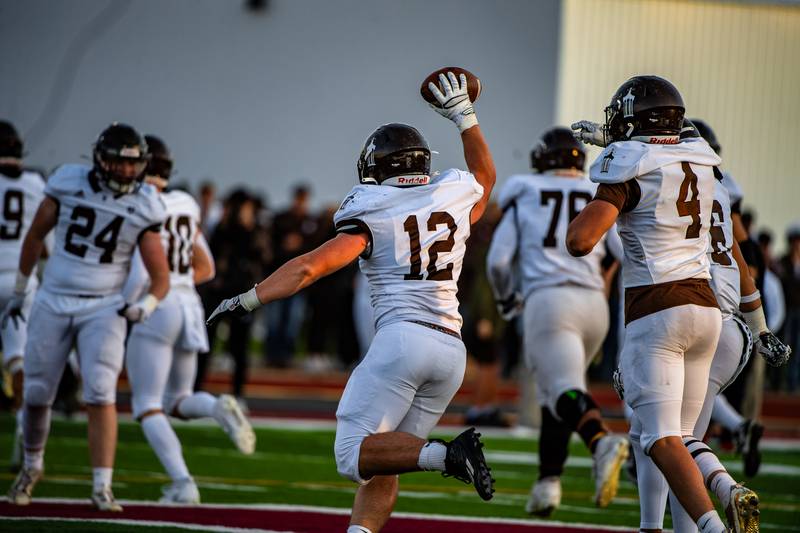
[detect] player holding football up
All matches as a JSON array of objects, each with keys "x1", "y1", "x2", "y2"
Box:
[
  {"x1": 6, "y1": 123, "x2": 170, "y2": 511},
  {"x1": 487, "y1": 126, "x2": 628, "y2": 517},
  {"x1": 208, "y1": 71, "x2": 496, "y2": 533},
  {"x1": 568, "y1": 76, "x2": 730, "y2": 533},
  {"x1": 124, "y1": 135, "x2": 256, "y2": 504},
  {"x1": 0, "y1": 121, "x2": 46, "y2": 471}
]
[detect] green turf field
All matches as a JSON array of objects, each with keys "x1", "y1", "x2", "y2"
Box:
[{"x1": 1, "y1": 413, "x2": 798, "y2": 531}]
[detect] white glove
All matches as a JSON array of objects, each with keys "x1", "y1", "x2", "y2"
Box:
[
  {"x1": 206, "y1": 287, "x2": 261, "y2": 326},
  {"x1": 119, "y1": 294, "x2": 160, "y2": 323},
  {"x1": 1, "y1": 293, "x2": 26, "y2": 331},
  {"x1": 496, "y1": 292, "x2": 523, "y2": 321},
  {"x1": 743, "y1": 307, "x2": 792, "y2": 367},
  {"x1": 428, "y1": 72, "x2": 478, "y2": 133},
  {"x1": 571, "y1": 120, "x2": 608, "y2": 147}
]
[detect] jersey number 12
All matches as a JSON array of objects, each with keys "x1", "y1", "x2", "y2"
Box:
[{"x1": 403, "y1": 212, "x2": 456, "y2": 281}]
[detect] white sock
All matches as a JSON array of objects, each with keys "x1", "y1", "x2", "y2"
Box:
[
  {"x1": 696, "y1": 510, "x2": 727, "y2": 533},
  {"x1": 92, "y1": 467, "x2": 113, "y2": 491},
  {"x1": 176, "y1": 392, "x2": 217, "y2": 419},
  {"x1": 668, "y1": 489, "x2": 699, "y2": 533},
  {"x1": 417, "y1": 441, "x2": 447, "y2": 472},
  {"x1": 15, "y1": 407, "x2": 24, "y2": 427},
  {"x1": 141, "y1": 414, "x2": 191, "y2": 481},
  {"x1": 347, "y1": 526, "x2": 372, "y2": 533},
  {"x1": 683, "y1": 437, "x2": 736, "y2": 508},
  {"x1": 24, "y1": 449, "x2": 44, "y2": 471},
  {"x1": 711, "y1": 395, "x2": 744, "y2": 432}
]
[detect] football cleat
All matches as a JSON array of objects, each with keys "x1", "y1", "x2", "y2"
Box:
[
  {"x1": 735, "y1": 420, "x2": 764, "y2": 478},
  {"x1": 7, "y1": 466, "x2": 42, "y2": 505},
  {"x1": 91, "y1": 486, "x2": 123, "y2": 512},
  {"x1": 525, "y1": 476, "x2": 561, "y2": 517},
  {"x1": 441, "y1": 427, "x2": 495, "y2": 501},
  {"x1": 213, "y1": 394, "x2": 256, "y2": 455},
  {"x1": 160, "y1": 478, "x2": 200, "y2": 504},
  {"x1": 592, "y1": 434, "x2": 629, "y2": 507},
  {"x1": 726, "y1": 484, "x2": 759, "y2": 533}
]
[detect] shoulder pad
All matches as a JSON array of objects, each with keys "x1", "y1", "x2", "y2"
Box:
[
  {"x1": 590, "y1": 142, "x2": 649, "y2": 184},
  {"x1": 164, "y1": 189, "x2": 201, "y2": 219},
  {"x1": 135, "y1": 183, "x2": 168, "y2": 224},
  {"x1": 721, "y1": 171, "x2": 744, "y2": 205},
  {"x1": 44, "y1": 164, "x2": 91, "y2": 197},
  {"x1": 497, "y1": 174, "x2": 535, "y2": 211}
]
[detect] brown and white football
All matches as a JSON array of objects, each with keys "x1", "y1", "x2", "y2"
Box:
[{"x1": 420, "y1": 67, "x2": 481, "y2": 107}]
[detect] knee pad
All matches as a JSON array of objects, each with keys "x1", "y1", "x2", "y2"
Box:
[
  {"x1": 131, "y1": 395, "x2": 163, "y2": 420},
  {"x1": 554, "y1": 389, "x2": 597, "y2": 429},
  {"x1": 82, "y1": 364, "x2": 121, "y2": 405},
  {"x1": 334, "y1": 431, "x2": 369, "y2": 484},
  {"x1": 24, "y1": 377, "x2": 57, "y2": 407}
]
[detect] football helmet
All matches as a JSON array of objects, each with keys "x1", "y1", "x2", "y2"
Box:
[
  {"x1": 531, "y1": 126, "x2": 585, "y2": 173},
  {"x1": 357, "y1": 123, "x2": 431, "y2": 186},
  {"x1": 604, "y1": 75, "x2": 684, "y2": 144},
  {"x1": 689, "y1": 118, "x2": 721, "y2": 154},
  {"x1": 93, "y1": 123, "x2": 149, "y2": 194},
  {"x1": 680, "y1": 118, "x2": 701, "y2": 140},
  {"x1": 0, "y1": 120, "x2": 23, "y2": 178},
  {"x1": 143, "y1": 134, "x2": 173, "y2": 188}
]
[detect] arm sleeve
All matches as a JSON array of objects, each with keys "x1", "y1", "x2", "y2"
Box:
[
  {"x1": 486, "y1": 208, "x2": 519, "y2": 303},
  {"x1": 594, "y1": 181, "x2": 641, "y2": 213}
]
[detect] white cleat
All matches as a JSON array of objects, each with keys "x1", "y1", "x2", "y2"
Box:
[
  {"x1": 213, "y1": 394, "x2": 256, "y2": 455},
  {"x1": 159, "y1": 477, "x2": 200, "y2": 504},
  {"x1": 7, "y1": 466, "x2": 43, "y2": 505},
  {"x1": 592, "y1": 434, "x2": 629, "y2": 507},
  {"x1": 91, "y1": 486, "x2": 123, "y2": 512},
  {"x1": 525, "y1": 475, "x2": 561, "y2": 517}
]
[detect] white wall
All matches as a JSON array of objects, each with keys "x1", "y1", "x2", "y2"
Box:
[
  {"x1": 1, "y1": 0, "x2": 561, "y2": 209},
  {"x1": 557, "y1": 0, "x2": 800, "y2": 247}
]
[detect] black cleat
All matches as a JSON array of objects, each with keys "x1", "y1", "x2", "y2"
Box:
[{"x1": 442, "y1": 428, "x2": 495, "y2": 501}]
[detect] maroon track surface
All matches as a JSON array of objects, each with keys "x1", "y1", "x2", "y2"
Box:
[{"x1": 0, "y1": 501, "x2": 631, "y2": 532}]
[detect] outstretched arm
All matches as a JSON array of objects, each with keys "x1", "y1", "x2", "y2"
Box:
[
  {"x1": 207, "y1": 232, "x2": 368, "y2": 325},
  {"x1": 566, "y1": 200, "x2": 619, "y2": 257}
]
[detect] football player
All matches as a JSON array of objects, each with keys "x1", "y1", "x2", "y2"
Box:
[
  {"x1": 5, "y1": 123, "x2": 170, "y2": 511},
  {"x1": 124, "y1": 135, "x2": 255, "y2": 504},
  {"x1": 207, "y1": 72, "x2": 496, "y2": 533},
  {"x1": 0, "y1": 121, "x2": 46, "y2": 471},
  {"x1": 486, "y1": 126, "x2": 628, "y2": 516},
  {"x1": 568, "y1": 75, "x2": 729, "y2": 533}
]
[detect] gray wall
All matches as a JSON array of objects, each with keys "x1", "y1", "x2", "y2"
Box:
[{"x1": 1, "y1": 0, "x2": 561, "y2": 208}]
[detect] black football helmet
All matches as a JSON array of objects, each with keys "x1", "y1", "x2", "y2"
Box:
[
  {"x1": 357, "y1": 123, "x2": 431, "y2": 186},
  {"x1": 689, "y1": 118, "x2": 721, "y2": 154},
  {"x1": 531, "y1": 126, "x2": 586, "y2": 173},
  {"x1": 604, "y1": 75, "x2": 685, "y2": 144},
  {"x1": 93, "y1": 123, "x2": 149, "y2": 194},
  {"x1": 0, "y1": 120, "x2": 23, "y2": 178},
  {"x1": 143, "y1": 134, "x2": 173, "y2": 181},
  {"x1": 680, "y1": 118, "x2": 701, "y2": 140}
]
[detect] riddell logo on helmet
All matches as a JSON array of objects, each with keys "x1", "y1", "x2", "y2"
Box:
[
  {"x1": 648, "y1": 137, "x2": 679, "y2": 144},
  {"x1": 397, "y1": 176, "x2": 429, "y2": 184}
]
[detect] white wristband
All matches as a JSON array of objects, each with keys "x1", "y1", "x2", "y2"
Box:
[
  {"x1": 456, "y1": 113, "x2": 479, "y2": 133},
  {"x1": 740, "y1": 290, "x2": 761, "y2": 304},
  {"x1": 743, "y1": 307, "x2": 768, "y2": 335},
  {"x1": 240, "y1": 287, "x2": 262, "y2": 311},
  {"x1": 139, "y1": 294, "x2": 160, "y2": 314},
  {"x1": 13, "y1": 272, "x2": 29, "y2": 295}
]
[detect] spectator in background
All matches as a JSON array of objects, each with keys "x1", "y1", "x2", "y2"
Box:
[
  {"x1": 196, "y1": 189, "x2": 271, "y2": 403},
  {"x1": 264, "y1": 185, "x2": 317, "y2": 367},
  {"x1": 198, "y1": 181, "x2": 223, "y2": 236},
  {"x1": 460, "y1": 202, "x2": 508, "y2": 427},
  {"x1": 758, "y1": 230, "x2": 779, "y2": 273},
  {"x1": 777, "y1": 224, "x2": 800, "y2": 392}
]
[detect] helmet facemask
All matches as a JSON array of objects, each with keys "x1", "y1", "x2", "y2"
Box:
[{"x1": 94, "y1": 147, "x2": 148, "y2": 194}]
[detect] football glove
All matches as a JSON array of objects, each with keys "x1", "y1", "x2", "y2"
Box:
[
  {"x1": 428, "y1": 72, "x2": 479, "y2": 133},
  {"x1": 571, "y1": 120, "x2": 608, "y2": 147},
  {"x1": 496, "y1": 292, "x2": 523, "y2": 321},
  {"x1": 756, "y1": 331, "x2": 792, "y2": 367},
  {"x1": 1, "y1": 293, "x2": 26, "y2": 331},
  {"x1": 612, "y1": 368, "x2": 625, "y2": 401},
  {"x1": 119, "y1": 294, "x2": 160, "y2": 324},
  {"x1": 206, "y1": 287, "x2": 261, "y2": 326}
]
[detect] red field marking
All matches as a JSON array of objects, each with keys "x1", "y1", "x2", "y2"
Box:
[{"x1": 0, "y1": 500, "x2": 635, "y2": 532}]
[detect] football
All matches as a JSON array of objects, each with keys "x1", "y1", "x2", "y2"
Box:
[{"x1": 420, "y1": 67, "x2": 481, "y2": 107}]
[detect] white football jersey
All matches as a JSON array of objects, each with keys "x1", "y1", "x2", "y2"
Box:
[
  {"x1": 42, "y1": 164, "x2": 167, "y2": 296},
  {"x1": 495, "y1": 173, "x2": 609, "y2": 296},
  {"x1": 708, "y1": 172, "x2": 740, "y2": 319},
  {"x1": 334, "y1": 168, "x2": 483, "y2": 332},
  {"x1": 0, "y1": 170, "x2": 46, "y2": 274},
  {"x1": 161, "y1": 190, "x2": 202, "y2": 290},
  {"x1": 591, "y1": 139, "x2": 721, "y2": 288}
]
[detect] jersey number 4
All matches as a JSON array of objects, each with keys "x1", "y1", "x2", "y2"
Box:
[
  {"x1": 403, "y1": 212, "x2": 456, "y2": 281},
  {"x1": 64, "y1": 206, "x2": 123, "y2": 263}
]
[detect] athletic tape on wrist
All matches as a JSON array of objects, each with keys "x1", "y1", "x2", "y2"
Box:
[
  {"x1": 13, "y1": 272, "x2": 29, "y2": 295},
  {"x1": 240, "y1": 286, "x2": 261, "y2": 311},
  {"x1": 743, "y1": 307, "x2": 768, "y2": 335},
  {"x1": 740, "y1": 290, "x2": 761, "y2": 304}
]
